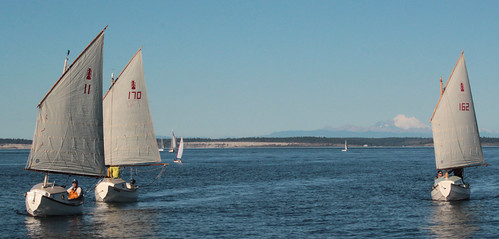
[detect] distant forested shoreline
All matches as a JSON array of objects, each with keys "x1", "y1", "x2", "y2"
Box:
[
  {"x1": 181, "y1": 137, "x2": 435, "y2": 147},
  {"x1": 4, "y1": 137, "x2": 499, "y2": 148},
  {"x1": 0, "y1": 138, "x2": 32, "y2": 145}
]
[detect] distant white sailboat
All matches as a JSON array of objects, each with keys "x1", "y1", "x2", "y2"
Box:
[
  {"x1": 430, "y1": 52, "x2": 487, "y2": 201},
  {"x1": 158, "y1": 138, "x2": 165, "y2": 152},
  {"x1": 169, "y1": 131, "x2": 176, "y2": 153},
  {"x1": 173, "y1": 137, "x2": 184, "y2": 164},
  {"x1": 341, "y1": 140, "x2": 348, "y2": 152},
  {"x1": 25, "y1": 26, "x2": 107, "y2": 217},
  {"x1": 94, "y1": 48, "x2": 166, "y2": 203}
]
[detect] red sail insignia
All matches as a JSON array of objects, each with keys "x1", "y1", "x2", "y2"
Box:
[{"x1": 86, "y1": 68, "x2": 92, "y2": 80}]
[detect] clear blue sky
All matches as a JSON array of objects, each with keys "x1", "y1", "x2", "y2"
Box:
[{"x1": 2, "y1": 1, "x2": 499, "y2": 139}]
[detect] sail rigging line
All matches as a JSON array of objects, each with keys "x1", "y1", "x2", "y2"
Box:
[
  {"x1": 38, "y1": 25, "x2": 108, "y2": 108},
  {"x1": 84, "y1": 178, "x2": 104, "y2": 195},
  {"x1": 114, "y1": 163, "x2": 168, "y2": 182},
  {"x1": 135, "y1": 164, "x2": 168, "y2": 188},
  {"x1": 133, "y1": 164, "x2": 168, "y2": 173},
  {"x1": 108, "y1": 76, "x2": 115, "y2": 166},
  {"x1": 114, "y1": 163, "x2": 168, "y2": 167}
]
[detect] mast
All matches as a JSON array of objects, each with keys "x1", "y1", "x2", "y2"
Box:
[
  {"x1": 62, "y1": 50, "x2": 70, "y2": 74},
  {"x1": 43, "y1": 173, "x2": 48, "y2": 187},
  {"x1": 440, "y1": 77, "x2": 443, "y2": 95}
]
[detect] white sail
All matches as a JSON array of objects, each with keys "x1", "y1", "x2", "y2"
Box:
[
  {"x1": 341, "y1": 140, "x2": 348, "y2": 152},
  {"x1": 25, "y1": 28, "x2": 106, "y2": 177},
  {"x1": 103, "y1": 49, "x2": 161, "y2": 166},
  {"x1": 158, "y1": 138, "x2": 164, "y2": 151},
  {"x1": 170, "y1": 131, "x2": 176, "y2": 152},
  {"x1": 430, "y1": 53, "x2": 484, "y2": 170},
  {"x1": 176, "y1": 137, "x2": 184, "y2": 160}
]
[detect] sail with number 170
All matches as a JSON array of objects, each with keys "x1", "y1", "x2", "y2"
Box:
[{"x1": 94, "y1": 48, "x2": 166, "y2": 203}]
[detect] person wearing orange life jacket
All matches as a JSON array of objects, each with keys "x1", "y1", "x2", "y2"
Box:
[{"x1": 67, "y1": 179, "x2": 82, "y2": 200}]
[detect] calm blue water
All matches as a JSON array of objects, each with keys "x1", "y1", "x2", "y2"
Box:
[{"x1": 1, "y1": 147, "x2": 499, "y2": 238}]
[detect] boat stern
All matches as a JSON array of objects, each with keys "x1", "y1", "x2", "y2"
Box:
[{"x1": 95, "y1": 178, "x2": 138, "y2": 202}]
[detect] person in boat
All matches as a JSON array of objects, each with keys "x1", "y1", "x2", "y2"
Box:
[
  {"x1": 435, "y1": 170, "x2": 443, "y2": 179},
  {"x1": 67, "y1": 179, "x2": 82, "y2": 200},
  {"x1": 107, "y1": 166, "x2": 120, "y2": 178},
  {"x1": 450, "y1": 168, "x2": 464, "y2": 178}
]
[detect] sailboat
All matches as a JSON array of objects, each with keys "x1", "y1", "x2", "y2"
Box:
[
  {"x1": 173, "y1": 137, "x2": 184, "y2": 164},
  {"x1": 158, "y1": 138, "x2": 165, "y2": 152},
  {"x1": 430, "y1": 52, "x2": 486, "y2": 201},
  {"x1": 94, "y1": 48, "x2": 166, "y2": 203},
  {"x1": 169, "y1": 131, "x2": 176, "y2": 153},
  {"x1": 24, "y1": 26, "x2": 107, "y2": 217},
  {"x1": 341, "y1": 140, "x2": 348, "y2": 152}
]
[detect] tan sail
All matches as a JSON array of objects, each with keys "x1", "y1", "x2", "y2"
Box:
[
  {"x1": 25, "y1": 27, "x2": 107, "y2": 177},
  {"x1": 430, "y1": 52, "x2": 484, "y2": 170},
  {"x1": 103, "y1": 49, "x2": 161, "y2": 166}
]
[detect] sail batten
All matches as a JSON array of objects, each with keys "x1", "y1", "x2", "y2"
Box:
[
  {"x1": 103, "y1": 49, "x2": 161, "y2": 166},
  {"x1": 431, "y1": 53, "x2": 484, "y2": 170},
  {"x1": 26, "y1": 28, "x2": 106, "y2": 177}
]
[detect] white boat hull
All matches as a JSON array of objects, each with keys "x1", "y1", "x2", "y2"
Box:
[
  {"x1": 431, "y1": 176, "x2": 470, "y2": 201},
  {"x1": 173, "y1": 159, "x2": 182, "y2": 164},
  {"x1": 25, "y1": 183, "x2": 83, "y2": 217},
  {"x1": 94, "y1": 178, "x2": 138, "y2": 202}
]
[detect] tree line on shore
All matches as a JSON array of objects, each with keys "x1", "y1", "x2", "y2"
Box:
[
  {"x1": 0, "y1": 138, "x2": 31, "y2": 145},
  {"x1": 4, "y1": 137, "x2": 499, "y2": 147},
  {"x1": 183, "y1": 137, "x2": 434, "y2": 146}
]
